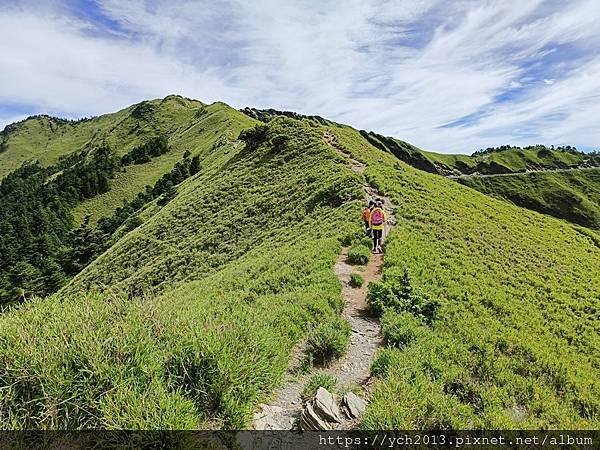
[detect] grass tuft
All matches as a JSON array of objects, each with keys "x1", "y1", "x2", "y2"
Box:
[
  {"x1": 349, "y1": 273, "x2": 364, "y2": 288},
  {"x1": 367, "y1": 269, "x2": 441, "y2": 324},
  {"x1": 301, "y1": 372, "x2": 337, "y2": 401},
  {"x1": 347, "y1": 244, "x2": 370, "y2": 265},
  {"x1": 381, "y1": 310, "x2": 426, "y2": 349},
  {"x1": 305, "y1": 316, "x2": 351, "y2": 366}
]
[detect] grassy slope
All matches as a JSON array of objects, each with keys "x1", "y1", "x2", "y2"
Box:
[
  {"x1": 363, "y1": 131, "x2": 590, "y2": 176},
  {"x1": 0, "y1": 106, "x2": 598, "y2": 430},
  {"x1": 0, "y1": 107, "x2": 132, "y2": 179},
  {"x1": 0, "y1": 96, "x2": 253, "y2": 224},
  {"x1": 2, "y1": 96, "x2": 248, "y2": 225},
  {"x1": 72, "y1": 101, "x2": 253, "y2": 223},
  {"x1": 1, "y1": 116, "x2": 103, "y2": 178},
  {"x1": 420, "y1": 149, "x2": 475, "y2": 170},
  {"x1": 330, "y1": 127, "x2": 599, "y2": 429},
  {"x1": 0, "y1": 97, "x2": 260, "y2": 270},
  {"x1": 421, "y1": 147, "x2": 586, "y2": 174},
  {"x1": 65, "y1": 118, "x2": 362, "y2": 296},
  {"x1": 0, "y1": 117, "x2": 364, "y2": 429},
  {"x1": 458, "y1": 169, "x2": 600, "y2": 230}
]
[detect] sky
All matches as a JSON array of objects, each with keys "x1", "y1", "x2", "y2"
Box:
[{"x1": 1, "y1": 0, "x2": 599, "y2": 154}]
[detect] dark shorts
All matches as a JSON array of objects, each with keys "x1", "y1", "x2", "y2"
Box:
[{"x1": 373, "y1": 229, "x2": 382, "y2": 239}]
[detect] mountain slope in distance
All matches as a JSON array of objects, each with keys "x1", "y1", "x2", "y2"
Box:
[{"x1": 457, "y1": 168, "x2": 600, "y2": 230}]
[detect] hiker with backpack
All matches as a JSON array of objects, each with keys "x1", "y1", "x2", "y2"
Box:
[
  {"x1": 362, "y1": 200, "x2": 375, "y2": 237},
  {"x1": 369, "y1": 199, "x2": 387, "y2": 253}
]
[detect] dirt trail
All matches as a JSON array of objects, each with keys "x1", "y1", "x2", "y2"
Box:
[
  {"x1": 251, "y1": 132, "x2": 395, "y2": 431},
  {"x1": 324, "y1": 131, "x2": 366, "y2": 174}
]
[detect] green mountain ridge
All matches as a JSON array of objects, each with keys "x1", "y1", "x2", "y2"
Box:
[
  {"x1": 0, "y1": 97, "x2": 598, "y2": 430},
  {"x1": 240, "y1": 109, "x2": 600, "y2": 230},
  {"x1": 0, "y1": 95, "x2": 204, "y2": 178},
  {"x1": 356, "y1": 129, "x2": 600, "y2": 176}
]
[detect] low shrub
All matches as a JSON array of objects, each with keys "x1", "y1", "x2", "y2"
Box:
[
  {"x1": 306, "y1": 316, "x2": 351, "y2": 365},
  {"x1": 301, "y1": 372, "x2": 337, "y2": 401},
  {"x1": 366, "y1": 281, "x2": 395, "y2": 317},
  {"x1": 367, "y1": 269, "x2": 441, "y2": 324},
  {"x1": 122, "y1": 215, "x2": 144, "y2": 233},
  {"x1": 270, "y1": 134, "x2": 289, "y2": 152},
  {"x1": 340, "y1": 233, "x2": 354, "y2": 246},
  {"x1": 340, "y1": 230, "x2": 372, "y2": 248},
  {"x1": 350, "y1": 273, "x2": 364, "y2": 288},
  {"x1": 340, "y1": 227, "x2": 363, "y2": 246},
  {"x1": 358, "y1": 235, "x2": 373, "y2": 248},
  {"x1": 238, "y1": 124, "x2": 269, "y2": 150},
  {"x1": 381, "y1": 310, "x2": 425, "y2": 348},
  {"x1": 347, "y1": 245, "x2": 370, "y2": 265},
  {"x1": 310, "y1": 175, "x2": 363, "y2": 209}
]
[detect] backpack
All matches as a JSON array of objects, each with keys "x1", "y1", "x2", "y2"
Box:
[
  {"x1": 362, "y1": 208, "x2": 371, "y2": 221},
  {"x1": 371, "y1": 208, "x2": 384, "y2": 226}
]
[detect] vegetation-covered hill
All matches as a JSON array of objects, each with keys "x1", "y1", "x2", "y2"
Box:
[
  {"x1": 357, "y1": 130, "x2": 599, "y2": 176},
  {"x1": 0, "y1": 96, "x2": 254, "y2": 305},
  {"x1": 328, "y1": 129, "x2": 599, "y2": 429},
  {"x1": 424, "y1": 146, "x2": 598, "y2": 176},
  {"x1": 0, "y1": 96, "x2": 205, "y2": 179},
  {"x1": 458, "y1": 169, "x2": 600, "y2": 230},
  {"x1": 65, "y1": 118, "x2": 361, "y2": 297},
  {"x1": 354, "y1": 127, "x2": 600, "y2": 228},
  {"x1": 0, "y1": 115, "x2": 363, "y2": 429},
  {"x1": 0, "y1": 99, "x2": 598, "y2": 430}
]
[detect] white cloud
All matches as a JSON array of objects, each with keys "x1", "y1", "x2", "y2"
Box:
[{"x1": 1, "y1": 0, "x2": 600, "y2": 153}]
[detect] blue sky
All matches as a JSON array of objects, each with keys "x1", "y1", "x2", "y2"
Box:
[{"x1": 1, "y1": 0, "x2": 599, "y2": 153}]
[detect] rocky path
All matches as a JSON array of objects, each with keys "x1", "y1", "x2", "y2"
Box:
[
  {"x1": 327, "y1": 246, "x2": 384, "y2": 430},
  {"x1": 251, "y1": 131, "x2": 395, "y2": 431}
]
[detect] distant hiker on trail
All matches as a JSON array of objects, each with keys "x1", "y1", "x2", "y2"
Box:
[
  {"x1": 362, "y1": 200, "x2": 374, "y2": 237},
  {"x1": 369, "y1": 200, "x2": 387, "y2": 253}
]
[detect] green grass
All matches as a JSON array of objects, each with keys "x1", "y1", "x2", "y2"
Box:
[
  {"x1": 347, "y1": 244, "x2": 370, "y2": 265},
  {"x1": 420, "y1": 150, "x2": 476, "y2": 171},
  {"x1": 0, "y1": 96, "x2": 200, "y2": 179},
  {"x1": 0, "y1": 96, "x2": 257, "y2": 225},
  {"x1": 73, "y1": 101, "x2": 254, "y2": 223},
  {"x1": 367, "y1": 269, "x2": 440, "y2": 323},
  {"x1": 458, "y1": 169, "x2": 600, "y2": 229},
  {"x1": 0, "y1": 116, "x2": 363, "y2": 429},
  {"x1": 65, "y1": 118, "x2": 362, "y2": 296},
  {"x1": 350, "y1": 273, "x2": 364, "y2": 288},
  {"x1": 329, "y1": 125, "x2": 600, "y2": 429},
  {"x1": 301, "y1": 372, "x2": 337, "y2": 401},
  {"x1": 0, "y1": 239, "x2": 343, "y2": 429},
  {"x1": 363, "y1": 131, "x2": 590, "y2": 176},
  {"x1": 305, "y1": 316, "x2": 352, "y2": 366},
  {"x1": 380, "y1": 310, "x2": 427, "y2": 349},
  {"x1": 0, "y1": 101, "x2": 598, "y2": 431},
  {"x1": 421, "y1": 147, "x2": 587, "y2": 175}
]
